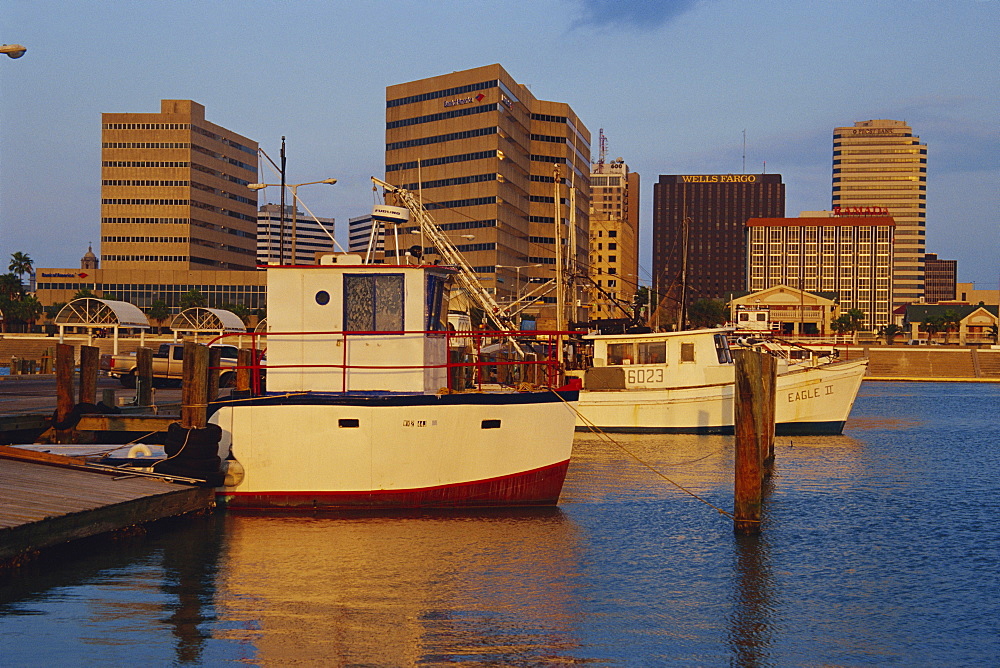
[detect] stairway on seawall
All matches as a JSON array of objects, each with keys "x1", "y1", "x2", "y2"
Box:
[{"x1": 866, "y1": 347, "x2": 978, "y2": 379}]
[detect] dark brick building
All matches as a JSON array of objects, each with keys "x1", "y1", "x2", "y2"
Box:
[
  {"x1": 923, "y1": 253, "x2": 957, "y2": 303},
  {"x1": 652, "y1": 173, "x2": 784, "y2": 325}
]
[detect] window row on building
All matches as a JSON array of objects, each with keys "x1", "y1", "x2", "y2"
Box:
[{"x1": 101, "y1": 235, "x2": 188, "y2": 244}]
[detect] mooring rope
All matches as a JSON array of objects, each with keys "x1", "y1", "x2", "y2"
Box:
[{"x1": 551, "y1": 388, "x2": 735, "y2": 521}]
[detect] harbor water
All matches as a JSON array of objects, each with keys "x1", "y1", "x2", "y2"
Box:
[{"x1": 2, "y1": 382, "x2": 998, "y2": 666}]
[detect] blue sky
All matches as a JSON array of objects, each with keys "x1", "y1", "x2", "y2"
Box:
[{"x1": 2, "y1": 0, "x2": 997, "y2": 287}]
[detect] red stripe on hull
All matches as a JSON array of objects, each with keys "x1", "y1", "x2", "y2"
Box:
[{"x1": 219, "y1": 460, "x2": 570, "y2": 510}]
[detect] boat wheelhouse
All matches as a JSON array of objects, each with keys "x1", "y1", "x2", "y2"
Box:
[{"x1": 209, "y1": 256, "x2": 578, "y2": 510}]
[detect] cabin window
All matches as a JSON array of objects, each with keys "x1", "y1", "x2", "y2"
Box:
[
  {"x1": 344, "y1": 274, "x2": 404, "y2": 332},
  {"x1": 606, "y1": 342, "x2": 632, "y2": 365},
  {"x1": 680, "y1": 342, "x2": 695, "y2": 362},
  {"x1": 714, "y1": 334, "x2": 733, "y2": 364},
  {"x1": 425, "y1": 273, "x2": 449, "y2": 331},
  {"x1": 638, "y1": 341, "x2": 666, "y2": 364}
]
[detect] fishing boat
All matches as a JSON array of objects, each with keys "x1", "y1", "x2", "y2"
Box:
[
  {"x1": 208, "y1": 255, "x2": 578, "y2": 510},
  {"x1": 575, "y1": 327, "x2": 867, "y2": 435}
]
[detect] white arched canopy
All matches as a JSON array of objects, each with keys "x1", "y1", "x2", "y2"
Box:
[
  {"x1": 170, "y1": 307, "x2": 247, "y2": 344},
  {"x1": 54, "y1": 298, "x2": 150, "y2": 354}
]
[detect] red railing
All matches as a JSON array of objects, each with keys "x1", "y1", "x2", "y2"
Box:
[{"x1": 208, "y1": 329, "x2": 574, "y2": 394}]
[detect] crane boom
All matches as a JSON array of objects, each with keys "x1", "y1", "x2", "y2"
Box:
[{"x1": 371, "y1": 177, "x2": 523, "y2": 338}]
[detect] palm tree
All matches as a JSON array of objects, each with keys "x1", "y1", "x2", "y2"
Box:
[
  {"x1": 180, "y1": 288, "x2": 207, "y2": 309},
  {"x1": 0, "y1": 274, "x2": 32, "y2": 333},
  {"x1": 72, "y1": 287, "x2": 96, "y2": 300},
  {"x1": 939, "y1": 309, "x2": 961, "y2": 344},
  {"x1": 147, "y1": 299, "x2": 171, "y2": 334},
  {"x1": 221, "y1": 303, "x2": 252, "y2": 325},
  {"x1": 688, "y1": 298, "x2": 728, "y2": 328},
  {"x1": 0, "y1": 272, "x2": 23, "y2": 300},
  {"x1": 923, "y1": 314, "x2": 944, "y2": 343},
  {"x1": 846, "y1": 308, "x2": 866, "y2": 332},
  {"x1": 15, "y1": 295, "x2": 43, "y2": 332},
  {"x1": 831, "y1": 314, "x2": 854, "y2": 337},
  {"x1": 880, "y1": 323, "x2": 903, "y2": 345},
  {"x1": 8, "y1": 252, "x2": 33, "y2": 283},
  {"x1": 44, "y1": 302, "x2": 66, "y2": 320}
]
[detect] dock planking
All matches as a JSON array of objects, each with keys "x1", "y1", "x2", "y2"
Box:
[{"x1": 0, "y1": 446, "x2": 214, "y2": 567}]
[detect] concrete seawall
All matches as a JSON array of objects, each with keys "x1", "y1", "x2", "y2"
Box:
[{"x1": 838, "y1": 345, "x2": 1000, "y2": 382}]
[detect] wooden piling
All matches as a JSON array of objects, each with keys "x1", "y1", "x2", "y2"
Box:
[
  {"x1": 55, "y1": 344, "x2": 75, "y2": 444},
  {"x1": 181, "y1": 342, "x2": 208, "y2": 429},
  {"x1": 79, "y1": 345, "x2": 100, "y2": 405},
  {"x1": 136, "y1": 346, "x2": 153, "y2": 407},
  {"x1": 733, "y1": 348, "x2": 777, "y2": 534},
  {"x1": 761, "y1": 353, "x2": 777, "y2": 468},
  {"x1": 235, "y1": 348, "x2": 252, "y2": 394},
  {"x1": 207, "y1": 346, "x2": 221, "y2": 401}
]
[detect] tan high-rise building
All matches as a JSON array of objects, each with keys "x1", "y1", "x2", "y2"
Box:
[
  {"x1": 383, "y1": 64, "x2": 590, "y2": 327},
  {"x1": 832, "y1": 120, "x2": 926, "y2": 309},
  {"x1": 101, "y1": 99, "x2": 259, "y2": 271},
  {"x1": 589, "y1": 157, "x2": 639, "y2": 323}
]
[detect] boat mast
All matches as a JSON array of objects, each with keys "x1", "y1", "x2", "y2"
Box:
[
  {"x1": 680, "y1": 214, "x2": 690, "y2": 331},
  {"x1": 553, "y1": 165, "x2": 565, "y2": 366}
]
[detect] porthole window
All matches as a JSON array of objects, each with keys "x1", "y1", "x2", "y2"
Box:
[{"x1": 315, "y1": 290, "x2": 330, "y2": 306}]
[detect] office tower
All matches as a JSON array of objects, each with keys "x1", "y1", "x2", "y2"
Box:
[
  {"x1": 832, "y1": 120, "x2": 927, "y2": 308},
  {"x1": 101, "y1": 99, "x2": 259, "y2": 271},
  {"x1": 746, "y1": 211, "x2": 895, "y2": 331},
  {"x1": 923, "y1": 253, "x2": 957, "y2": 303},
  {"x1": 651, "y1": 173, "x2": 784, "y2": 326},
  {"x1": 384, "y1": 64, "x2": 590, "y2": 326},
  {"x1": 257, "y1": 204, "x2": 335, "y2": 265},
  {"x1": 348, "y1": 214, "x2": 384, "y2": 256},
  {"x1": 590, "y1": 153, "x2": 640, "y2": 322}
]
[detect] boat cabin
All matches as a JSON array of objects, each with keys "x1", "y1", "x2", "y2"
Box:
[
  {"x1": 584, "y1": 328, "x2": 735, "y2": 390},
  {"x1": 265, "y1": 255, "x2": 456, "y2": 394}
]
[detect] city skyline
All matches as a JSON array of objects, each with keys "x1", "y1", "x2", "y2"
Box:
[{"x1": 2, "y1": 1, "x2": 997, "y2": 287}]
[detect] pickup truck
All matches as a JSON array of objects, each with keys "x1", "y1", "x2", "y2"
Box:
[{"x1": 101, "y1": 342, "x2": 240, "y2": 388}]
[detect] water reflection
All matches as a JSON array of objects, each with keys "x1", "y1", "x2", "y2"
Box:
[
  {"x1": 5, "y1": 383, "x2": 998, "y2": 665},
  {"x1": 728, "y1": 476, "x2": 776, "y2": 668},
  {"x1": 159, "y1": 515, "x2": 225, "y2": 663},
  {"x1": 212, "y1": 509, "x2": 585, "y2": 665}
]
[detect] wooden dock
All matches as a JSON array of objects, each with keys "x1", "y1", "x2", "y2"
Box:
[{"x1": 0, "y1": 446, "x2": 214, "y2": 567}]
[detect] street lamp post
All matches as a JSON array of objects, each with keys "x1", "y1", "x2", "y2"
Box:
[
  {"x1": 248, "y1": 177, "x2": 337, "y2": 264},
  {"x1": 496, "y1": 264, "x2": 542, "y2": 301}
]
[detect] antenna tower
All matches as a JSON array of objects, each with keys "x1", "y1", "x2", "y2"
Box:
[{"x1": 597, "y1": 128, "x2": 608, "y2": 172}]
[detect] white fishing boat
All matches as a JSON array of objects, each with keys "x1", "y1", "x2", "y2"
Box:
[
  {"x1": 575, "y1": 327, "x2": 867, "y2": 435},
  {"x1": 208, "y1": 255, "x2": 578, "y2": 510}
]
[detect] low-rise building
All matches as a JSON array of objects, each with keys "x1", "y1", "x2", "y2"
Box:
[
  {"x1": 904, "y1": 303, "x2": 999, "y2": 345},
  {"x1": 729, "y1": 285, "x2": 840, "y2": 337}
]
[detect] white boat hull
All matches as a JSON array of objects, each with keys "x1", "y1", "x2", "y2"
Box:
[
  {"x1": 575, "y1": 359, "x2": 867, "y2": 435},
  {"x1": 210, "y1": 392, "x2": 577, "y2": 509}
]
